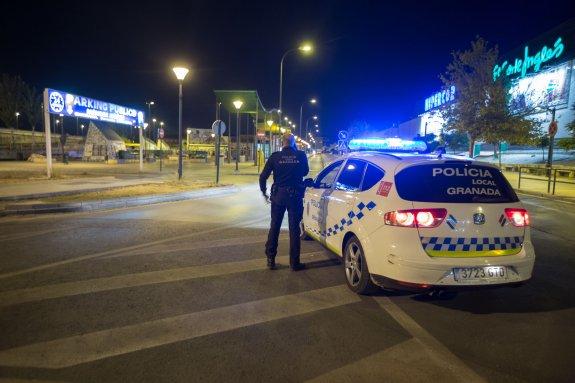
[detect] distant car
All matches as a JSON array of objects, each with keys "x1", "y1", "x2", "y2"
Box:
[{"x1": 301, "y1": 139, "x2": 535, "y2": 294}]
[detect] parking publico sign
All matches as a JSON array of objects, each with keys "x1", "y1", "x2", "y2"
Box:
[{"x1": 46, "y1": 88, "x2": 145, "y2": 126}]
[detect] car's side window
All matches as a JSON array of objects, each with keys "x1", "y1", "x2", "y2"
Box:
[
  {"x1": 315, "y1": 160, "x2": 343, "y2": 189},
  {"x1": 361, "y1": 164, "x2": 385, "y2": 191},
  {"x1": 335, "y1": 160, "x2": 367, "y2": 192}
]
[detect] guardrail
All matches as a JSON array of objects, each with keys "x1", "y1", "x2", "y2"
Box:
[{"x1": 516, "y1": 165, "x2": 575, "y2": 195}]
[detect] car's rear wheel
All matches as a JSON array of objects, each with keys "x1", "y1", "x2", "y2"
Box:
[
  {"x1": 299, "y1": 221, "x2": 312, "y2": 240},
  {"x1": 344, "y1": 236, "x2": 377, "y2": 294}
]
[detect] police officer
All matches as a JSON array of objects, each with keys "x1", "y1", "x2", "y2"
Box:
[{"x1": 260, "y1": 133, "x2": 309, "y2": 271}]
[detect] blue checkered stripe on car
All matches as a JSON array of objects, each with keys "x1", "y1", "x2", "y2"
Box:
[
  {"x1": 314, "y1": 201, "x2": 376, "y2": 238},
  {"x1": 420, "y1": 236, "x2": 524, "y2": 252}
]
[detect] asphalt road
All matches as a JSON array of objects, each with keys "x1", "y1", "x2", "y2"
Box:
[{"x1": 0, "y1": 167, "x2": 574, "y2": 382}]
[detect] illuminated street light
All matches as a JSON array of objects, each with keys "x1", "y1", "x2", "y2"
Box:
[
  {"x1": 186, "y1": 127, "x2": 192, "y2": 149},
  {"x1": 266, "y1": 119, "x2": 274, "y2": 127},
  {"x1": 233, "y1": 100, "x2": 243, "y2": 172},
  {"x1": 279, "y1": 41, "x2": 315, "y2": 119},
  {"x1": 299, "y1": 97, "x2": 317, "y2": 137},
  {"x1": 15, "y1": 112, "x2": 20, "y2": 130},
  {"x1": 298, "y1": 42, "x2": 313, "y2": 53},
  {"x1": 172, "y1": 66, "x2": 190, "y2": 180}
]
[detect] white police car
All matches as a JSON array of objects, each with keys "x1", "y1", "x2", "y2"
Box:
[{"x1": 302, "y1": 138, "x2": 535, "y2": 294}]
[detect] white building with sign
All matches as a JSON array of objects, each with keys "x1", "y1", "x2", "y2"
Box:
[{"x1": 402, "y1": 18, "x2": 575, "y2": 141}]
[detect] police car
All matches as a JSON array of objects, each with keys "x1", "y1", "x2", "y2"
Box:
[{"x1": 301, "y1": 138, "x2": 535, "y2": 294}]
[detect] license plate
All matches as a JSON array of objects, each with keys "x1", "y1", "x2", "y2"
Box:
[{"x1": 453, "y1": 266, "x2": 507, "y2": 282}]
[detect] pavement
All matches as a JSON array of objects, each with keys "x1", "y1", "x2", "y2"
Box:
[{"x1": 0, "y1": 160, "x2": 573, "y2": 381}]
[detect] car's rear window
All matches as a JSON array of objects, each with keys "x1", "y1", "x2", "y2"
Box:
[{"x1": 395, "y1": 163, "x2": 519, "y2": 203}]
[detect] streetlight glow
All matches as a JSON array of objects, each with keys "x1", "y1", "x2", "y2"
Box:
[
  {"x1": 313, "y1": 115, "x2": 318, "y2": 120},
  {"x1": 266, "y1": 120, "x2": 274, "y2": 127},
  {"x1": 232, "y1": 100, "x2": 243, "y2": 110},
  {"x1": 299, "y1": 42, "x2": 313, "y2": 53},
  {"x1": 310, "y1": 98, "x2": 317, "y2": 104},
  {"x1": 186, "y1": 128, "x2": 192, "y2": 134},
  {"x1": 172, "y1": 66, "x2": 189, "y2": 81}
]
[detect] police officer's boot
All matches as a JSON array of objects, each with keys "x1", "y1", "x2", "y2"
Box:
[{"x1": 267, "y1": 258, "x2": 277, "y2": 270}]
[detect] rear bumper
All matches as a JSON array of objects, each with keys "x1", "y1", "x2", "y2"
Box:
[{"x1": 368, "y1": 241, "x2": 535, "y2": 287}]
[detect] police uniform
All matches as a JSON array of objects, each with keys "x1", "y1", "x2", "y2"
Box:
[{"x1": 259, "y1": 145, "x2": 309, "y2": 270}]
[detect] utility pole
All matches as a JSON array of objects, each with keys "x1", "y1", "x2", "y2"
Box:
[{"x1": 546, "y1": 107, "x2": 557, "y2": 193}]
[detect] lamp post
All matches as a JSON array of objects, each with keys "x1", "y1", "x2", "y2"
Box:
[
  {"x1": 172, "y1": 66, "x2": 189, "y2": 180},
  {"x1": 299, "y1": 98, "x2": 316, "y2": 137},
  {"x1": 279, "y1": 42, "x2": 313, "y2": 122},
  {"x1": 186, "y1": 127, "x2": 192, "y2": 150},
  {"x1": 266, "y1": 118, "x2": 273, "y2": 157},
  {"x1": 305, "y1": 115, "x2": 318, "y2": 140},
  {"x1": 233, "y1": 100, "x2": 243, "y2": 172},
  {"x1": 15, "y1": 112, "x2": 20, "y2": 130},
  {"x1": 146, "y1": 101, "x2": 154, "y2": 140},
  {"x1": 159, "y1": 121, "x2": 165, "y2": 171}
]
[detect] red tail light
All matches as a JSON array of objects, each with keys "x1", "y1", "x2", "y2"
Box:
[
  {"x1": 384, "y1": 209, "x2": 447, "y2": 228},
  {"x1": 504, "y1": 208, "x2": 530, "y2": 227}
]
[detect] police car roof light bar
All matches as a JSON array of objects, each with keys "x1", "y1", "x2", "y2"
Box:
[{"x1": 348, "y1": 138, "x2": 427, "y2": 153}]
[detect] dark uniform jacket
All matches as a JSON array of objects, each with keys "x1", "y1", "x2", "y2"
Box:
[{"x1": 259, "y1": 146, "x2": 309, "y2": 197}]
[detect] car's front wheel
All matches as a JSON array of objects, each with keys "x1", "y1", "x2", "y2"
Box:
[{"x1": 344, "y1": 236, "x2": 377, "y2": 294}]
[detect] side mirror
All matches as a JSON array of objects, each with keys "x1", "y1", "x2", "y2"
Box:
[{"x1": 304, "y1": 178, "x2": 315, "y2": 188}]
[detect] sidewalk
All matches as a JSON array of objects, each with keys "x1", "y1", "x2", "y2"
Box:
[{"x1": 0, "y1": 176, "x2": 166, "y2": 200}]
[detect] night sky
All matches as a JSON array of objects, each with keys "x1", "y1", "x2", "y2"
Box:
[{"x1": 1, "y1": 0, "x2": 574, "y2": 141}]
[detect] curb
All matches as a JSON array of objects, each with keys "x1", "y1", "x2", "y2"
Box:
[
  {"x1": 0, "y1": 185, "x2": 239, "y2": 217},
  {"x1": 515, "y1": 189, "x2": 575, "y2": 203},
  {"x1": 0, "y1": 181, "x2": 165, "y2": 202}
]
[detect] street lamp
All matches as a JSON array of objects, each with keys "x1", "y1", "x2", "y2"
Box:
[
  {"x1": 146, "y1": 101, "x2": 155, "y2": 139},
  {"x1": 186, "y1": 127, "x2": 192, "y2": 150},
  {"x1": 233, "y1": 100, "x2": 243, "y2": 172},
  {"x1": 172, "y1": 66, "x2": 189, "y2": 180},
  {"x1": 279, "y1": 41, "x2": 314, "y2": 120},
  {"x1": 266, "y1": 118, "x2": 274, "y2": 154},
  {"x1": 15, "y1": 112, "x2": 20, "y2": 130},
  {"x1": 299, "y1": 98, "x2": 317, "y2": 137}
]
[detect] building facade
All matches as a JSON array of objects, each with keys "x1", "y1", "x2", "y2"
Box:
[{"x1": 405, "y1": 18, "x2": 575, "y2": 140}]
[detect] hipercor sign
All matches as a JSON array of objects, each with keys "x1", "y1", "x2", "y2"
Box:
[{"x1": 47, "y1": 88, "x2": 145, "y2": 126}]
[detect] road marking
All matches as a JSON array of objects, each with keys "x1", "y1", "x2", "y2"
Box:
[
  {"x1": 306, "y1": 338, "x2": 470, "y2": 383},
  {"x1": 101, "y1": 233, "x2": 283, "y2": 260},
  {"x1": 0, "y1": 251, "x2": 330, "y2": 306},
  {"x1": 374, "y1": 297, "x2": 486, "y2": 383},
  {"x1": 0, "y1": 285, "x2": 360, "y2": 369},
  {"x1": 0, "y1": 216, "x2": 268, "y2": 281},
  {"x1": 0, "y1": 226, "x2": 76, "y2": 243}
]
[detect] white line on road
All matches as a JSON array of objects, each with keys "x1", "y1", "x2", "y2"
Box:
[
  {"x1": 374, "y1": 297, "x2": 487, "y2": 383},
  {"x1": 0, "y1": 285, "x2": 360, "y2": 369},
  {"x1": 305, "y1": 338, "x2": 469, "y2": 383},
  {"x1": 0, "y1": 251, "x2": 330, "y2": 306},
  {"x1": 0, "y1": 216, "x2": 268, "y2": 281},
  {"x1": 100, "y1": 233, "x2": 282, "y2": 260}
]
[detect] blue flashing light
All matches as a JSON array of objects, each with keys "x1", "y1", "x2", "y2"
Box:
[{"x1": 348, "y1": 138, "x2": 427, "y2": 153}]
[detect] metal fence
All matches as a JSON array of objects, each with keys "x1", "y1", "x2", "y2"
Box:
[{"x1": 516, "y1": 165, "x2": 575, "y2": 195}]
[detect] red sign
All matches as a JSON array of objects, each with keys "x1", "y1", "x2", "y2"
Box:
[
  {"x1": 159, "y1": 128, "x2": 165, "y2": 139},
  {"x1": 377, "y1": 181, "x2": 393, "y2": 197},
  {"x1": 548, "y1": 121, "x2": 558, "y2": 137}
]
